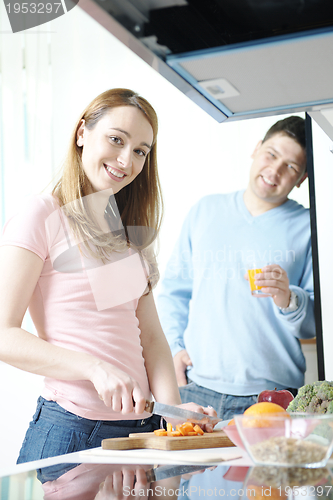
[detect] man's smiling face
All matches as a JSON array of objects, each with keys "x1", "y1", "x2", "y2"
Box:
[{"x1": 248, "y1": 132, "x2": 307, "y2": 207}]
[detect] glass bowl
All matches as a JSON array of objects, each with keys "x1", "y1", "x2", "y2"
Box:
[
  {"x1": 234, "y1": 413, "x2": 333, "y2": 467},
  {"x1": 240, "y1": 465, "x2": 333, "y2": 500},
  {"x1": 223, "y1": 424, "x2": 246, "y2": 450}
]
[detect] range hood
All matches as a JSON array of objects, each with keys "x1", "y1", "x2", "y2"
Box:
[{"x1": 79, "y1": 0, "x2": 333, "y2": 128}]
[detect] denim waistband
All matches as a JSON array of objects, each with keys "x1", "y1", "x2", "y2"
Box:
[{"x1": 36, "y1": 397, "x2": 160, "y2": 438}]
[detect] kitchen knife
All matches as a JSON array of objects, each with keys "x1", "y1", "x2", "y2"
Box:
[
  {"x1": 145, "y1": 464, "x2": 210, "y2": 483},
  {"x1": 144, "y1": 400, "x2": 221, "y2": 424}
]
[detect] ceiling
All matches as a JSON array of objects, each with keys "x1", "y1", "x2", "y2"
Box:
[{"x1": 78, "y1": 0, "x2": 333, "y2": 137}]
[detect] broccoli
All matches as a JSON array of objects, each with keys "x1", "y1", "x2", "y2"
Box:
[{"x1": 287, "y1": 381, "x2": 333, "y2": 413}]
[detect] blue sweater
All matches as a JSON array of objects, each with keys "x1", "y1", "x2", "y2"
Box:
[{"x1": 157, "y1": 191, "x2": 315, "y2": 395}]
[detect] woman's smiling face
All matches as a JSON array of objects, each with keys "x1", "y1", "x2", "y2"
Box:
[{"x1": 76, "y1": 106, "x2": 154, "y2": 195}]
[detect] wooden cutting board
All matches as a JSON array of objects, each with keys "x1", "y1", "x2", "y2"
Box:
[{"x1": 102, "y1": 429, "x2": 235, "y2": 451}]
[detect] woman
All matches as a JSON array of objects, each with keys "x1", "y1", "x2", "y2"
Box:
[{"x1": 0, "y1": 89, "x2": 216, "y2": 463}]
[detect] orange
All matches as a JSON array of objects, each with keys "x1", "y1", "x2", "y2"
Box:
[
  {"x1": 227, "y1": 418, "x2": 235, "y2": 426},
  {"x1": 244, "y1": 402, "x2": 287, "y2": 416},
  {"x1": 243, "y1": 402, "x2": 289, "y2": 428},
  {"x1": 247, "y1": 485, "x2": 287, "y2": 500}
]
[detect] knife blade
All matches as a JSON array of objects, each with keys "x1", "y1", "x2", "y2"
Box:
[
  {"x1": 144, "y1": 400, "x2": 221, "y2": 424},
  {"x1": 145, "y1": 464, "x2": 210, "y2": 483}
]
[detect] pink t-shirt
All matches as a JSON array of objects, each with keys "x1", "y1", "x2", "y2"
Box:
[{"x1": 0, "y1": 194, "x2": 152, "y2": 420}]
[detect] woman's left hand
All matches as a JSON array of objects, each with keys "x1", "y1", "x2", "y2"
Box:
[{"x1": 167, "y1": 403, "x2": 218, "y2": 433}]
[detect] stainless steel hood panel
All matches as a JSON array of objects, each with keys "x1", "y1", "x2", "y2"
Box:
[
  {"x1": 79, "y1": 0, "x2": 333, "y2": 122},
  {"x1": 167, "y1": 29, "x2": 333, "y2": 117}
]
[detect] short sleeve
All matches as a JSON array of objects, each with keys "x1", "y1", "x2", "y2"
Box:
[{"x1": 0, "y1": 195, "x2": 58, "y2": 261}]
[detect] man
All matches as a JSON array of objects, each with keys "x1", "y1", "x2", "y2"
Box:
[{"x1": 157, "y1": 116, "x2": 315, "y2": 419}]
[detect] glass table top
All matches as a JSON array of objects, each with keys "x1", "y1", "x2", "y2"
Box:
[{"x1": 1, "y1": 461, "x2": 333, "y2": 500}]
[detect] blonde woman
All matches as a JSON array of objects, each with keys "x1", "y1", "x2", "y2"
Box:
[{"x1": 0, "y1": 89, "x2": 216, "y2": 464}]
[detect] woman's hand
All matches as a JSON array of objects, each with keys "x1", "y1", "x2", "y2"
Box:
[
  {"x1": 166, "y1": 402, "x2": 218, "y2": 433},
  {"x1": 89, "y1": 359, "x2": 146, "y2": 414},
  {"x1": 95, "y1": 467, "x2": 149, "y2": 500}
]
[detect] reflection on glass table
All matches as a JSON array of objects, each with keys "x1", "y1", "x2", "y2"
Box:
[
  {"x1": 241, "y1": 466, "x2": 333, "y2": 500},
  {"x1": 0, "y1": 463, "x2": 221, "y2": 500},
  {"x1": 1, "y1": 462, "x2": 333, "y2": 499}
]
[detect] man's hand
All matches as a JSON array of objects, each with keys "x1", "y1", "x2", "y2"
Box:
[
  {"x1": 174, "y1": 349, "x2": 192, "y2": 387},
  {"x1": 252, "y1": 264, "x2": 291, "y2": 308}
]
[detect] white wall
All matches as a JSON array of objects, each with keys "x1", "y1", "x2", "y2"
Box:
[{"x1": 0, "y1": 2, "x2": 311, "y2": 467}]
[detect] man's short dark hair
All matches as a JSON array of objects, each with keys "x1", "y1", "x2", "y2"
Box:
[{"x1": 262, "y1": 116, "x2": 306, "y2": 151}]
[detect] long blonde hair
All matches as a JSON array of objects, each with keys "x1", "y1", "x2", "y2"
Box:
[{"x1": 52, "y1": 89, "x2": 163, "y2": 286}]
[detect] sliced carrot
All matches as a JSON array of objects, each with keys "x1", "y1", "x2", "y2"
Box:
[
  {"x1": 167, "y1": 430, "x2": 182, "y2": 437},
  {"x1": 193, "y1": 425, "x2": 204, "y2": 435},
  {"x1": 178, "y1": 422, "x2": 195, "y2": 436},
  {"x1": 155, "y1": 422, "x2": 206, "y2": 437},
  {"x1": 154, "y1": 429, "x2": 168, "y2": 436},
  {"x1": 178, "y1": 427, "x2": 187, "y2": 436},
  {"x1": 176, "y1": 425, "x2": 187, "y2": 436}
]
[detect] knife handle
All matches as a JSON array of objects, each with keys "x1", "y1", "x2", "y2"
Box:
[
  {"x1": 145, "y1": 400, "x2": 154, "y2": 413},
  {"x1": 145, "y1": 469, "x2": 156, "y2": 483}
]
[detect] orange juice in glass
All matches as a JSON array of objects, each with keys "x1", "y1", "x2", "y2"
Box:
[{"x1": 247, "y1": 263, "x2": 270, "y2": 297}]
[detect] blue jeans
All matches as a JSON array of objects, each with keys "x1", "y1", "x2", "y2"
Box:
[
  {"x1": 179, "y1": 380, "x2": 258, "y2": 420},
  {"x1": 17, "y1": 397, "x2": 161, "y2": 467}
]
